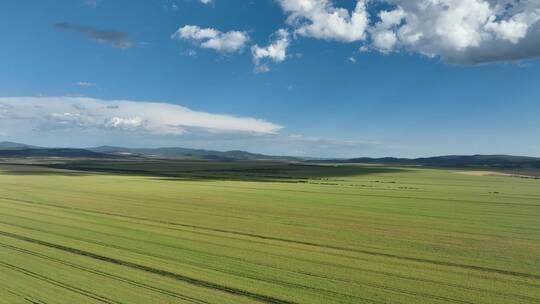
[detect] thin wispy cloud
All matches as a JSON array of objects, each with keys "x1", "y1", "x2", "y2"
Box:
[
  {"x1": 54, "y1": 22, "x2": 135, "y2": 49},
  {"x1": 84, "y1": 0, "x2": 103, "y2": 8},
  {"x1": 0, "y1": 98, "x2": 385, "y2": 157},
  {"x1": 0, "y1": 97, "x2": 282, "y2": 136},
  {"x1": 179, "y1": 133, "x2": 386, "y2": 158},
  {"x1": 76, "y1": 81, "x2": 96, "y2": 87}
]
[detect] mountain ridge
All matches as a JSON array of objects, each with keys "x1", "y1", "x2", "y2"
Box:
[
  {"x1": 318, "y1": 154, "x2": 540, "y2": 169},
  {"x1": 1, "y1": 142, "x2": 539, "y2": 168},
  {"x1": 89, "y1": 145, "x2": 298, "y2": 161}
]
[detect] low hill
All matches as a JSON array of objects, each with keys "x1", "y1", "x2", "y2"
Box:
[
  {"x1": 0, "y1": 148, "x2": 115, "y2": 158},
  {"x1": 89, "y1": 146, "x2": 298, "y2": 161},
  {"x1": 0, "y1": 142, "x2": 295, "y2": 161},
  {"x1": 1, "y1": 142, "x2": 538, "y2": 168},
  {"x1": 0, "y1": 141, "x2": 40, "y2": 150},
  {"x1": 328, "y1": 155, "x2": 540, "y2": 169}
]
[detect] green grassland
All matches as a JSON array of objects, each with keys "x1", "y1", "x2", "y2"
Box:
[{"x1": 0, "y1": 160, "x2": 539, "y2": 303}]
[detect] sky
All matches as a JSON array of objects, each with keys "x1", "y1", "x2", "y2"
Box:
[{"x1": 0, "y1": 0, "x2": 539, "y2": 158}]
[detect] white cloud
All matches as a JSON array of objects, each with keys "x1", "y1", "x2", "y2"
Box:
[
  {"x1": 184, "y1": 49, "x2": 197, "y2": 57},
  {"x1": 104, "y1": 117, "x2": 145, "y2": 130},
  {"x1": 264, "y1": 134, "x2": 381, "y2": 158},
  {"x1": 378, "y1": 7, "x2": 406, "y2": 29},
  {"x1": 276, "y1": 0, "x2": 540, "y2": 64},
  {"x1": 372, "y1": 30, "x2": 398, "y2": 52},
  {"x1": 0, "y1": 97, "x2": 282, "y2": 136},
  {"x1": 199, "y1": 0, "x2": 213, "y2": 4},
  {"x1": 0, "y1": 97, "x2": 387, "y2": 158},
  {"x1": 370, "y1": 7, "x2": 405, "y2": 52},
  {"x1": 76, "y1": 81, "x2": 96, "y2": 87},
  {"x1": 169, "y1": 2, "x2": 179, "y2": 11},
  {"x1": 171, "y1": 25, "x2": 249, "y2": 53},
  {"x1": 172, "y1": 1, "x2": 540, "y2": 65},
  {"x1": 251, "y1": 29, "x2": 291, "y2": 72},
  {"x1": 382, "y1": 0, "x2": 540, "y2": 63},
  {"x1": 278, "y1": 0, "x2": 369, "y2": 42}
]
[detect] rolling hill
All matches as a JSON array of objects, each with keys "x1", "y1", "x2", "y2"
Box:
[
  {"x1": 0, "y1": 142, "x2": 296, "y2": 161},
  {"x1": 0, "y1": 141, "x2": 40, "y2": 150},
  {"x1": 89, "y1": 146, "x2": 298, "y2": 161},
  {"x1": 327, "y1": 154, "x2": 540, "y2": 169},
  {"x1": 1, "y1": 142, "x2": 539, "y2": 168}
]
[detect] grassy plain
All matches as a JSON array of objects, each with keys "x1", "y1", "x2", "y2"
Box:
[{"x1": 0, "y1": 160, "x2": 539, "y2": 303}]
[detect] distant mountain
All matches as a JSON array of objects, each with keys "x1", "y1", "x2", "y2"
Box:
[
  {"x1": 0, "y1": 148, "x2": 116, "y2": 158},
  {"x1": 2, "y1": 142, "x2": 538, "y2": 168},
  {"x1": 0, "y1": 148, "x2": 117, "y2": 158},
  {"x1": 0, "y1": 141, "x2": 40, "y2": 150},
  {"x1": 89, "y1": 146, "x2": 298, "y2": 161},
  {"x1": 0, "y1": 142, "x2": 294, "y2": 161},
  {"x1": 324, "y1": 155, "x2": 540, "y2": 169},
  {"x1": 0, "y1": 142, "x2": 116, "y2": 158}
]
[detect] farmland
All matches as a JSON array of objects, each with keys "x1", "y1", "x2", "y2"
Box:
[{"x1": 0, "y1": 160, "x2": 539, "y2": 303}]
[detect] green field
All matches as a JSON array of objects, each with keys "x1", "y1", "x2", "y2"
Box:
[{"x1": 0, "y1": 160, "x2": 539, "y2": 303}]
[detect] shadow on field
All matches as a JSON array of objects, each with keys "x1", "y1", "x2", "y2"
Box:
[
  {"x1": 154, "y1": 165, "x2": 408, "y2": 183},
  {"x1": 0, "y1": 164, "x2": 91, "y2": 176},
  {"x1": 0, "y1": 161, "x2": 409, "y2": 182}
]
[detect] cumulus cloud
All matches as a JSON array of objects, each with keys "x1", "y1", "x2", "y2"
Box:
[
  {"x1": 0, "y1": 97, "x2": 282, "y2": 136},
  {"x1": 386, "y1": 0, "x2": 540, "y2": 63},
  {"x1": 54, "y1": 23, "x2": 134, "y2": 49},
  {"x1": 278, "y1": 0, "x2": 369, "y2": 42},
  {"x1": 171, "y1": 1, "x2": 540, "y2": 66},
  {"x1": 370, "y1": 7, "x2": 405, "y2": 52},
  {"x1": 277, "y1": 0, "x2": 540, "y2": 64},
  {"x1": 199, "y1": 0, "x2": 213, "y2": 5},
  {"x1": 251, "y1": 29, "x2": 291, "y2": 72},
  {"x1": 171, "y1": 25, "x2": 249, "y2": 53}
]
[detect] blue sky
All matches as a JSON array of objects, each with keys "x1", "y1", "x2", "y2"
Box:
[{"x1": 1, "y1": 0, "x2": 539, "y2": 157}]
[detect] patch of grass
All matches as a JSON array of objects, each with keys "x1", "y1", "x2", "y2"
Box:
[{"x1": 0, "y1": 161, "x2": 539, "y2": 303}]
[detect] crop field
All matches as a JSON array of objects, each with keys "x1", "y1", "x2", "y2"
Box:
[{"x1": 0, "y1": 160, "x2": 539, "y2": 303}]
